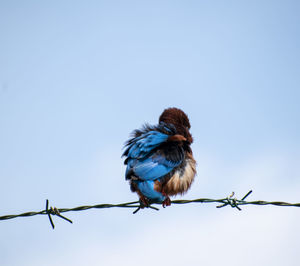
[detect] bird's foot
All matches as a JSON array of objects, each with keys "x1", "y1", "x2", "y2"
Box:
[
  {"x1": 139, "y1": 195, "x2": 150, "y2": 208},
  {"x1": 162, "y1": 196, "x2": 171, "y2": 208}
]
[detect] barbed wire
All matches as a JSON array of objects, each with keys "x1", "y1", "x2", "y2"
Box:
[{"x1": 1, "y1": 190, "x2": 300, "y2": 229}]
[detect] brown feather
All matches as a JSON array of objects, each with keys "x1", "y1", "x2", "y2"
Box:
[
  {"x1": 159, "y1": 107, "x2": 193, "y2": 143},
  {"x1": 163, "y1": 153, "x2": 196, "y2": 196}
]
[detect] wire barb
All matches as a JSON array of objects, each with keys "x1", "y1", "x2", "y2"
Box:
[
  {"x1": 133, "y1": 205, "x2": 160, "y2": 214},
  {"x1": 241, "y1": 190, "x2": 253, "y2": 201},
  {"x1": 216, "y1": 190, "x2": 253, "y2": 210},
  {"x1": 46, "y1": 199, "x2": 73, "y2": 229}
]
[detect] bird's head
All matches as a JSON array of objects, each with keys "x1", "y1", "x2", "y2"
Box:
[{"x1": 159, "y1": 107, "x2": 193, "y2": 144}]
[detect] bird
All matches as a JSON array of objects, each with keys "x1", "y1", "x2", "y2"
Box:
[{"x1": 122, "y1": 107, "x2": 196, "y2": 208}]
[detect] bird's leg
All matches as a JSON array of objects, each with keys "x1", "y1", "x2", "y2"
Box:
[
  {"x1": 161, "y1": 190, "x2": 171, "y2": 208},
  {"x1": 139, "y1": 195, "x2": 150, "y2": 208},
  {"x1": 162, "y1": 197, "x2": 171, "y2": 208}
]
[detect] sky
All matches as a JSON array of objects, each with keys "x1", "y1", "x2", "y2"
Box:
[{"x1": 0, "y1": 1, "x2": 300, "y2": 265}]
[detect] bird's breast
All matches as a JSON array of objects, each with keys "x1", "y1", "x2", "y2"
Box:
[{"x1": 163, "y1": 153, "x2": 196, "y2": 196}]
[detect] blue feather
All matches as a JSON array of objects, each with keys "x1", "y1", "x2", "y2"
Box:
[
  {"x1": 126, "y1": 157, "x2": 173, "y2": 181},
  {"x1": 127, "y1": 131, "x2": 169, "y2": 159},
  {"x1": 135, "y1": 180, "x2": 165, "y2": 202}
]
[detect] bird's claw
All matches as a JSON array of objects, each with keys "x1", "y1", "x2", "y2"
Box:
[
  {"x1": 139, "y1": 195, "x2": 150, "y2": 208},
  {"x1": 162, "y1": 196, "x2": 171, "y2": 208}
]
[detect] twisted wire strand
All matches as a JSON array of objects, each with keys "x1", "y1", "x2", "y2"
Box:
[
  {"x1": 0, "y1": 201, "x2": 141, "y2": 221},
  {"x1": 1, "y1": 190, "x2": 300, "y2": 228}
]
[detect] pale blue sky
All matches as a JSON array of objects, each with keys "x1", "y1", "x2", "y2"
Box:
[{"x1": 1, "y1": 1, "x2": 300, "y2": 266}]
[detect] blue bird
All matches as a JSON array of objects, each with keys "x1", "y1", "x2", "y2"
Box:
[{"x1": 123, "y1": 107, "x2": 196, "y2": 208}]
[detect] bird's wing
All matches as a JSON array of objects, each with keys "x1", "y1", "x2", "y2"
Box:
[
  {"x1": 123, "y1": 130, "x2": 169, "y2": 159},
  {"x1": 124, "y1": 130, "x2": 184, "y2": 181}
]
